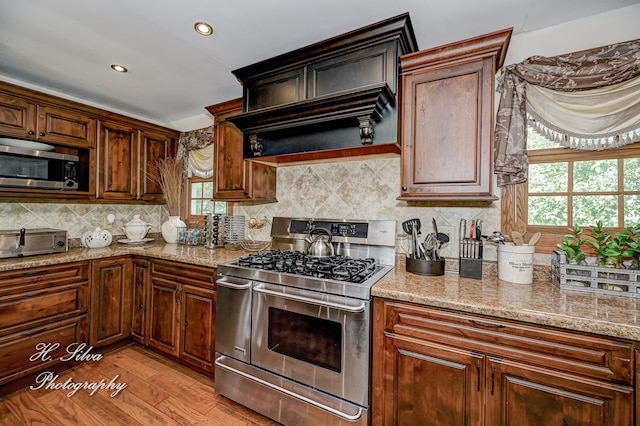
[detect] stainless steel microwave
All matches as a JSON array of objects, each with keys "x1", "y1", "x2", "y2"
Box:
[{"x1": 0, "y1": 144, "x2": 79, "y2": 190}]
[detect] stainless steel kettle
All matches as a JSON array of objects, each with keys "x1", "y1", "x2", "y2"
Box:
[{"x1": 306, "y1": 228, "x2": 334, "y2": 257}]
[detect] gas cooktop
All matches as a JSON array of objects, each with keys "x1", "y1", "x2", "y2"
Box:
[
  {"x1": 219, "y1": 217, "x2": 397, "y2": 299},
  {"x1": 237, "y1": 250, "x2": 378, "y2": 283}
]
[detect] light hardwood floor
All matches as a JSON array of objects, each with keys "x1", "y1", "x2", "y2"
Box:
[{"x1": 0, "y1": 344, "x2": 280, "y2": 425}]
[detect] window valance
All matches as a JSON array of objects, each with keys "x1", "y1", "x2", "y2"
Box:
[
  {"x1": 494, "y1": 39, "x2": 640, "y2": 186},
  {"x1": 177, "y1": 125, "x2": 214, "y2": 178}
]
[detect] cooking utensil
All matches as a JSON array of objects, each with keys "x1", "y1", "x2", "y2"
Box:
[
  {"x1": 511, "y1": 231, "x2": 524, "y2": 246},
  {"x1": 527, "y1": 232, "x2": 541, "y2": 246},
  {"x1": 402, "y1": 218, "x2": 421, "y2": 236},
  {"x1": 487, "y1": 231, "x2": 505, "y2": 244}
]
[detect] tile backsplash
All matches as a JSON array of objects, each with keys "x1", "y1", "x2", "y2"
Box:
[
  {"x1": 0, "y1": 201, "x2": 166, "y2": 240},
  {"x1": 234, "y1": 157, "x2": 509, "y2": 263}
]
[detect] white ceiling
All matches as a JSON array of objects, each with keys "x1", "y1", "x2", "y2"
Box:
[{"x1": 0, "y1": 0, "x2": 638, "y2": 128}]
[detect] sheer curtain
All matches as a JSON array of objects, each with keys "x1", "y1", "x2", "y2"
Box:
[{"x1": 494, "y1": 39, "x2": 640, "y2": 186}]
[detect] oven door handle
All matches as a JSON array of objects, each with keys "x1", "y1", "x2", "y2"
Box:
[
  {"x1": 215, "y1": 355, "x2": 364, "y2": 422},
  {"x1": 216, "y1": 276, "x2": 252, "y2": 290},
  {"x1": 253, "y1": 285, "x2": 366, "y2": 313}
]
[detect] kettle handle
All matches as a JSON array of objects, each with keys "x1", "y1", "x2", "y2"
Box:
[{"x1": 309, "y1": 227, "x2": 332, "y2": 242}]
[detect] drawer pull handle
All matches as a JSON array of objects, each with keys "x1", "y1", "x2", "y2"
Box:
[
  {"x1": 469, "y1": 319, "x2": 506, "y2": 329},
  {"x1": 476, "y1": 360, "x2": 481, "y2": 392}
]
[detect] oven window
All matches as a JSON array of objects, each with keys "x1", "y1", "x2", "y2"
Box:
[{"x1": 268, "y1": 307, "x2": 342, "y2": 373}]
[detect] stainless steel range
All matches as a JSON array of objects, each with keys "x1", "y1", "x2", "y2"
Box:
[{"x1": 214, "y1": 217, "x2": 396, "y2": 426}]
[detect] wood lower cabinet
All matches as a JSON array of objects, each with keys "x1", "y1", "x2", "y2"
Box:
[
  {"x1": 373, "y1": 298, "x2": 635, "y2": 426},
  {"x1": 205, "y1": 98, "x2": 276, "y2": 202},
  {"x1": 147, "y1": 259, "x2": 216, "y2": 372},
  {"x1": 487, "y1": 357, "x2": 633, "y2": 425},
  {"x1": 0, "y1": 262, "x2": 89, "y2": 393},
  {"x1": 398, "y1": 29, "x2": 512, "y2": 201},
  {"x1": 148, "y1": 276, "x2": 181, "y2": 356},
  {"x1": 131, "y1": 258, "x2": 149, "y2": 345},
  {"x1": 180, "y1": 284, "x2": 216, "y2": 371},
  {"x1": 90, "y1": 258, "x2": 132, "y2": 348}
]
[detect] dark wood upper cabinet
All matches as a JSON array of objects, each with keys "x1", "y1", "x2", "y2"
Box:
[
  {"x1": 96, "y1": 121, "x2": 176, "y2": 202},
  {"x1": 0, "y1": 80, "x2": 178, "y2": 202},
  {"x1": 398, "y1": 28, "x2": 512, "y2": 201},
  {"x1": 205, "y1": 99, "x2": 276, "y2": 202},
  {"x1": 0, "y1": 87, "x2": 96, "y2": 149},
  {"x1": 227, "y1": 13, "x2": 418, "y2": 165}
]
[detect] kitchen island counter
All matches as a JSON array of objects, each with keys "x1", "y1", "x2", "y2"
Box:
[{"x1": 373, "y1": 255, "x2": 640, "y2": 341}]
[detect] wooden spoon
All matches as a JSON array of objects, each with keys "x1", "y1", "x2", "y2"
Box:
[
  {"x1": 527, "y1": 232, "x2": 541, "y2": 246},
  {"x1": 511, "y1": 231, "x2": 524, "y2": 245}
]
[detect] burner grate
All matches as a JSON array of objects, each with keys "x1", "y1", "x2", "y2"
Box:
[{"x1": 238, "y1": 250, "x2": 377, "y2": 283}]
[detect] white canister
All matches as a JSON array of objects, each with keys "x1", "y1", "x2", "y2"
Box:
[{"x1": 498, "y1": 244, "x2": 535, "y2": 284}]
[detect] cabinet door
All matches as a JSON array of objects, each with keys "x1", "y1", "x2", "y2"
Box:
[
  {"x1": 148, "y1": 276, "x2": 180, "y2": 357},
  {"x1": 97, "y1": 120, "x2": 138, "y2": 200},
  {"x1": 37, "y1": 104, "x2": 95, "y2": 148},
  {"x1": 486, "y1": 358, "x2": 634, "y2": 426},
  {"x1": 208, "y1": 99, "x2": 276, "y2": 201},
  {"x1": 138, "y1": 129, "x2": 175, "y2": 201},
  {"x1": 0, "y1": 92, "x2": 36, "y2": 139},
  {"x1": 131, "y1": 259, "x2": 149, "y2": 345},
  {"x1": 0, "y1": 316, "x2": 87, "y2": 387},
  {"x1": 180, "y1": 284, "x2": 215, "y2": 372},
  {"x1": 380, "y1": 334, "x2": 484, "y2": 426},
  {"x1": 400, "y1": 58, "x2": 495, "y2": 200},
  {"x1": 90, "y1": 258, "x2": 132, "y2": 347},
  {"x1": 214, "y1": 117, "x2": 251, "y2": 200}
]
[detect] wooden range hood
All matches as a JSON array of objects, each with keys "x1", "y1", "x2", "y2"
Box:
[{"x1": 227, "y1": 13, "x2": 418, "y2": 165}]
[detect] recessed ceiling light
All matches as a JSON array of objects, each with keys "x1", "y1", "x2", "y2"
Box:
[
  {"x1": 110, "y1": 64, "x2": 128, "y2": 73},
  {"x1": 194, "y1": 21, "x2": 213, "y2": 36}
]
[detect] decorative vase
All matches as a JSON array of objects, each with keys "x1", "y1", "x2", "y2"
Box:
[{"x1": 161, "y1": 216, "x2": 186, "y2": 243}]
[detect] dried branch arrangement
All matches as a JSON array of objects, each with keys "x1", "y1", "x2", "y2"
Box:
[{"x1": 149, "y1": 155, "x2": 186, "y2": 216}]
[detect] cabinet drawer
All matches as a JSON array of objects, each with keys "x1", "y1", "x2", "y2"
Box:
[
  {"x1": 0, "y1": 281, "x2": 88, "y2": 336},
  {"x1": 381, "y1": 300, "x2": 634, "y2": 385},
  {"x1": 0, "y1": 262, "x2": 89, "y2": 296},
  {"x1": 0, "y1": 315, "x2": 87, "y2": 386},
  {"x1": 150, "y1": 260, "x2": 216, "y2": 289}
]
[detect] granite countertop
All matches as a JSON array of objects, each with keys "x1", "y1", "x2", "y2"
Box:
[
  {"x1": 0, "y1": 240, "x2": 250, "y2": 272},
  {"x1": 3, "y1": 244, "x2": 639, "y2": 342},
  {"x1": 373, "y1": 255, "x2": 640, "y2": 341}
]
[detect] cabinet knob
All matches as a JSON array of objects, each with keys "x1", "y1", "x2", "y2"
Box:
[
  {"x1": 402, "y1": 186, "x2": 407, "y2": 191},
  {"x1": 39, "y1": 132, "x2": 45, "y2": 137},
  {"x1": 28, "y1": 130, "x2": 34, "y2": 135},
  {"x1": 244, "y1": 191, "x2": 249, "y2": 195},
  {"x1": 140, "y1": 303, "x2": 144, "y2": 308},
  {"x1": 135, "y1": 282, "x2": 140, "y2": 287}
]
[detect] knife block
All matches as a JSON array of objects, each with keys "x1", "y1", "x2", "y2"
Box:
[{"x1": 459, "y1": 241, "x2": 483, "y2": 279}]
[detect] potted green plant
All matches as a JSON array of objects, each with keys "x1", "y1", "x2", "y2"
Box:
[
  {"x1": 587, "y1": 220, "x2": 611, "y2": 267},
  {"x1": 557, "y1": 224, "x2": 588, "y2": 265}
]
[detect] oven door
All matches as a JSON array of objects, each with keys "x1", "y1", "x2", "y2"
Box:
[{"x1": 251, "y1": 281, "x2": 371, "y2": 407}]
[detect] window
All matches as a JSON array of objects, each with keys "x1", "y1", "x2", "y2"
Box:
[
  {"x1": 184, "y1": 177, "x2": 227, "y2": 226},
  {"x1": 503, "y1": 128, "x2": 640, "y2": 253}
]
